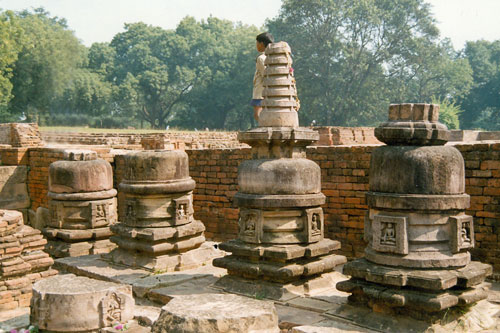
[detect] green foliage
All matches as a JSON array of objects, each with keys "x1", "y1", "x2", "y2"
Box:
[
  {"x1": 457, "y1": 40, "x2": 500, "y2": 129},
  {"x1": 0, "y1": 10, "x2": 22, "y2": 110},
  {"x1": 266, "y1": 0, "x2": 472, "y2": 126},
  {"x1": 432, "y1": 96, "x2": 462, "y2": 129},
  {"x1": 8, "y1": 8, "x2": 87, "y2": 122}
]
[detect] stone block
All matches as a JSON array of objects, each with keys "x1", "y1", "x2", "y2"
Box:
[
  {"x1": 31, "y1": 274, "x2": 134, "y2": 332},
  {"x1": 152, "y1": 294, "x2": 279, "y2": 333}
]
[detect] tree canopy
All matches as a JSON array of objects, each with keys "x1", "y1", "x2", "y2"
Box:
[{"x1": 0, "y1": 2, "x2": 497, "y2": 130}]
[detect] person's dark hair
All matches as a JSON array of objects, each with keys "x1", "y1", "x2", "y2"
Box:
[{"x1": 256, "y1": 32, "x2": 274, "y2": 47}]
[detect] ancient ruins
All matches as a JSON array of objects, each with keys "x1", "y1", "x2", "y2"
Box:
[
  {"x1": 338, "y1": 103, "x2": 493, "y2": 320},
  {"x1": 31, "y1": 274, "x2": 134, "y2": 332},
  {"x1": 0, "y1": 209, "x2": 56, "y2": 312},
  {"x1": 44, "y1": 150, "x2": 117, "y2": 257},
  {"x1": 213, "y1": 42, "x2": 347, "y2": 299},
  {"x1": 106, "y1": 150, "x2": 219, "y2": 271},
  {"x1": 1, "y1": 47, "x2": 500, "y2": 332}
]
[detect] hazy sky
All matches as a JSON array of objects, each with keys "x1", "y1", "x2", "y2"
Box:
[{"x1": 0, "y1": 0, "x2": 499, "y2": 49}]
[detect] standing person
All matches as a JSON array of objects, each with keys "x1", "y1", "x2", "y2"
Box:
[{"x1": 251, "y1": 32, "x2": 274, "y2": 121}]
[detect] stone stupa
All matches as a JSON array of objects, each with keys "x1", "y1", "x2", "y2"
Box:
[
  {"x1": 213, "y1": 42, "x2": 347, "y2": 300},
  {"x1": 338, "y1": 103, "x2": 492, "y2": 321},
  {"x1": 44, "y1": 150, "x2": 117, "y2": 257},
  {"x1": 106, "y1": 150, "x2": 220, "y2": 272}
]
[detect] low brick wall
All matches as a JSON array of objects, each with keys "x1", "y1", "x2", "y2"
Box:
[
  {"x1": 27, "y1": 147, "x2": 116, "y2": 211},
  {"x1": 1, "y1": 137, "x2": 500, "y2": 278},
  {"x1": 186, "y1": 148, "x2": 250, "y2": 240},
  {"x1": 186, "y1": 143, "x2": 500, "y2": 279}
]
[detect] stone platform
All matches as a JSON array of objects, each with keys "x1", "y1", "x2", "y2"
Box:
[
  {"x1": 338, "y1": 258, "x2": 492, "y2": 322},
  {"x1": 2, "y1": 261, "x2": 500, "y2": 333}
]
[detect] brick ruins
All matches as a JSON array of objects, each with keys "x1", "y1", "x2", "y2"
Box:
[{"x1": 1, "y1": 123, "x2": 500, "y2": 281}]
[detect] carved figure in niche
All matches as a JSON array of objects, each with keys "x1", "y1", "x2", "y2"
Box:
[
  {"x1": 96, "y1": 204, "x2": 106, "y2": 218},
  {"x1": 381, "y1": 222, "x2": 396, "y2": 245},
  {"x1": 176, "y1": 204, "x2": 187, "y2": 220},
  {"x1": 461, "y1": 222, "x2": 471, "y2": 244},
  {"x1": 126, "y1": 203, "x2": 135, "y2": 219},
  {"x1": 104, "y1": 292, "x2": 122, "y2": 324},
  {"x1": 311, "y1": 213, "x2": 321, "y2": 233},
  {"x1": 243, "y1": 213, "x2": 257, "y2": 235}
]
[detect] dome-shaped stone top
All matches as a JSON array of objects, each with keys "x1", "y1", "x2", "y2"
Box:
[
  {"x1": 122, "y1": 150, "x2": 189, "y2": 182},
  {"x1": 49, "y1": 158, "x2": 113, "y2": 193},
  {"x1": 119, "y1": 150, "x2": 195, "y2": 194}
]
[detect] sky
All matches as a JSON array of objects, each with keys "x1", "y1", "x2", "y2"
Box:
[{"x1": 0, "y1": 0, "x2": 499, "y2": 49}]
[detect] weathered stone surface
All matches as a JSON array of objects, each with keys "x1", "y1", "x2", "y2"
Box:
[
  {"x1": 341, "y1": 103, "x2": 493, "y2": 318},
  {"x1": 214, "y1": 271, "x2": 343, "y2": 301},
  {"x1": 46, "y1": 239, "x2": 116, "y2": 257},
  {"x1": 111, "y1": 234, "x2": 205, "y2": 254},
  {"x1": 215, "y1": 253, "x2": 346, "y2": 282},
  {"x1": 375, "y1": 104, "x2": 449, "y2": 145},
  {"x1": 110, "y1": 150, "x2": 215, "y2": 272},
  {"x1": 0, "y1": 166, "x2": 30, "y2": 210},
  {"x1": 343, "y1": 258, "x2": 491, "y2": 291},
  {"x1": 218, "y1": 239, "x2": 340, "y2": 260},
  {"x1": 0, "y1": 210, "x2": 56, "y2": 312},
  {"x1": 107, "y1": 241, "x2": 221, "y2": 272},
  {"x1": 257, "y1": 41, "x2": 299, "y2": 128},
  {"x1": 43, "y1": 226, "x2": 114, "y2": 241},
  {"x1": 49, "y1": 158, "x2": 113, "y2": 193},
  {"x1": 238, "y1": 158, "x2": 321, "y2": 195},
  {"x1": 119, "y1": 150, "x2": 194, "y2": 193},
  {"x1": 110, "y1": 219, "x2": 205, "y2": 242},
  {"x1": 151, "y1": 294, "x2": 279, "y2": 333},
  {"x1": 337, "y1": 278, "x2": 488, "y2": 313},
  {"x1": 369, "y1": 145, "x2": 465, "y2": 194},
  {"x1": 31, "y1": 274, "x2": 134, "y2": 332}
]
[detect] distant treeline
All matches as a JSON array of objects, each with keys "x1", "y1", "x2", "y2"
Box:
[{"x1": 0, "y1": 1, "x2": 499, "y2": 130}]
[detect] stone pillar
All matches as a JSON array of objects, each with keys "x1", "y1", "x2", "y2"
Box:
[
  {"x1": 107, "y1": 150, "x2": 219, "y2": 271},
  {"x1": 0, "y1": 209, "x2": 57, "y2": 312},
  {"x1": 338, "y1": 104, "x2": 492, "y2": 320},
  {"x1": 213, "y1": 42, "x2": 346, "y2": 300},
  {"x1": 44, "y1": 150, "x2": 117, "y2": 257}
]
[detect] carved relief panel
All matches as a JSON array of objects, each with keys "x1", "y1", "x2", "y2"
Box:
[
  {"x1": 372, "y1": 215, "x2": 408, "y2": 255},
  {"x1": 173, "y1": 197, "x2": 191, "y2": 225},
  {"x1": 238, "y1": 208, "x2": 263, "y2": 243},
  {"x1": 305, "y1": 208, "x2": 324, "y2": 242},
  {"x1": 450, "y1": 215, "x2": 474, "y2": 253}
]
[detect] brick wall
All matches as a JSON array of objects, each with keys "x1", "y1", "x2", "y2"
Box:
[
  {"x1": 186, "y1": 148, "x2": 251, "y2": 240},
  {"x1": 28, "y1": 147, "x2": 116, "y2": 211},
  {"x1": 1, "y1": 137, "x2": 500, "y2": 278},
  {"x1": 454, "y1": 142, "x2": 500, "y2": 279}
]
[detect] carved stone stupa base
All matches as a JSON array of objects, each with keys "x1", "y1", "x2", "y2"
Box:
[{"x1": 338, "y1": 258, "x2": 491, "y2": 321}]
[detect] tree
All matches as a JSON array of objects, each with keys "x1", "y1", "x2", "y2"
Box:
[
  {"x1": 458, "y1": 40, "x2": 500, "y2": 129},
  {"x1": 0, "y1": 10, "x2": 22, "y2": 121},
  {"x1": 173, "y1": 17, "x2": 259, "y2": 130},
  {"x1": 109, "y1": 22, "x2": 201, "y2": 128},
  {"x1": 8, "y1": 8, "x2": 86, "y2": 122},
  {"x1": 267, "y1": 0, "x2": 472, "y2": 126}
]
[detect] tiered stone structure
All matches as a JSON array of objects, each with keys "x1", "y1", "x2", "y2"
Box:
[
  {"x1": 107, "y1": 150, "x2": 217, "y2": 271},
  {"x1": 44, "y1": 150, "x2": 117, "y2": 257},
  {"x1": 0, "y1": 209, "x2": 57, "y2": 311},
  {"x1": 31, "y1": 274, "x2": 134, "y2": 332},
  {"x1": 338, "y1": 104, "x2": 492, "y2": 320},
  {"x1": 214, "y1": 42, "x2": 346, "y2": 299}
]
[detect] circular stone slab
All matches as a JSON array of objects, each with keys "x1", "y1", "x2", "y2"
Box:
[
  {"x1": 152, "y1": 294, "x2": 279, "y2": 333},
  {"x1": 31, "y1": 274, "x2": 134, "y2": 332}
]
